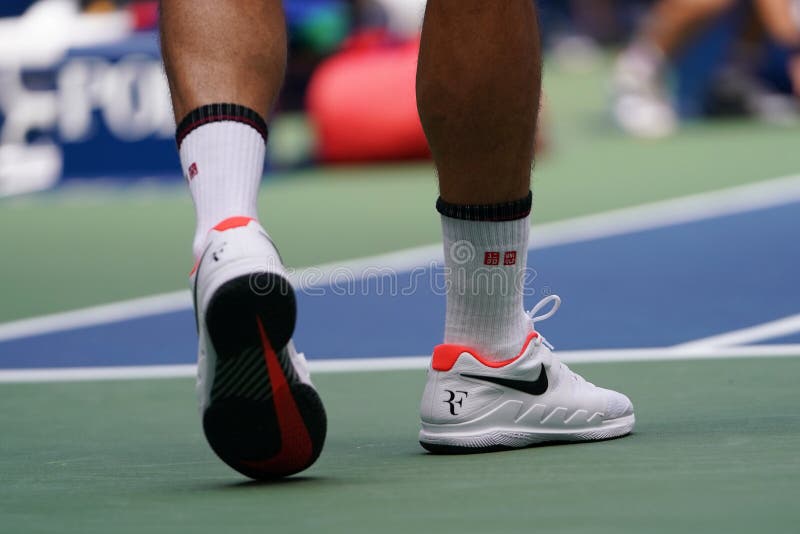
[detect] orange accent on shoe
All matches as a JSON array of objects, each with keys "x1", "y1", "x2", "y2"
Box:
[
  {"x1": 213, "y1": 216, "x2": 254, "y2": 232},
  {"x1": 431, "y1": 331, "x2": 539, "y2": 372},
  {"x1": 189, "y1": 258, "x2": 200, "y2": 277},
  {"x1": 241, "y1": 316, "x2": 313, "y2": 476}
]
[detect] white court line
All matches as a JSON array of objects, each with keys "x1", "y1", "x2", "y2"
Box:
[
  {"x1": 2, "y1": 173, "x2": 800, "y2": 344},
  {"x1": 673, "y1": 313, "x2": 800, "y2": 349},
  {"x1": 0, "y1": 364, "x2": 197, "y2": 383},
  {"x1": 2, "y1": 344, "x2": 799, "y2": 384},
  {"x1": 0, "y1": 291, "x2": 191, "y2": 343}
]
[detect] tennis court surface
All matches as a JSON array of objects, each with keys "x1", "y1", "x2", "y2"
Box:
[{"x1": 1, "y1": 66, "x2": 798, "y2": 533}]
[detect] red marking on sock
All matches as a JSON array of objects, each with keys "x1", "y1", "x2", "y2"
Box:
[
  {"x1": 484, "y1": 252, "x2": 500, "y2": 266},
  {"x1": 187, "y1": 162, "x2": 198, "y2": 180},
  {"x1": 241, "y1": 317, "x2": 313, "y2": 475},
  {"x1": 431, "y1": 331, "x2": 539, "y2": 372},
  {"x1": 503, "y1": 251, "x2": 517, "y2": 266},
  {"x1": 213, "y1": 216, "x2": 254, "y2": 232}
]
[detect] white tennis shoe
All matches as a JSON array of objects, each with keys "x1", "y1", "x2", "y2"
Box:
[
  {"x1": 419, "y1": 295, "x2": 634, "y2": 452},
  {"x1": 190, "y1": 216, "x2": 326, "y2": 479},
  {"x1": 611, "y1": 47, "x2": 677, "y2": 139}
]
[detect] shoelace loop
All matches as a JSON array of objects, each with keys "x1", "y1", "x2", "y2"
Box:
[
  {"x1": 526, "y1": 294, "x2": 561, "y2": 351},
  {"x1": 527, "y1": 294, "x2": 561, "y2": 324}
]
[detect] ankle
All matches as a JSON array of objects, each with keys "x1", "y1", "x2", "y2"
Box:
[
  {"x1": 439, "y1": 192, "x2": 532, "y2": 362},
  {"x1": 177, "y1": 103, "x2": 268, "y2": 260}
]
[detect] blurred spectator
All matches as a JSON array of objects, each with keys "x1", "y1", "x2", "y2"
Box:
[{"x1": 612, "y1": 0, "x2": 800, "y2": 138}]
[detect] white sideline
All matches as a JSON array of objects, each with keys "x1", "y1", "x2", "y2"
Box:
[
  {"x1": 0, "y1": 291, "x2": 191, "y2": 343},
  {"x1": 1, "y1": 173, "x2": 800, "y2": 344},
  {"x1": 2, "y1": 344, "x2": 799, "y2": 384},
  {"x1": 673, "y1": 313, "x2": 800, "y2": 349}
]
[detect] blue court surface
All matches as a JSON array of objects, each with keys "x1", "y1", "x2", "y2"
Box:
[{"x1": 2, "y1": 191, "x2": 799, "y2": 374}]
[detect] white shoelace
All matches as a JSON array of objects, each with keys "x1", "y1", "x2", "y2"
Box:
[
  {"x1": 526, "y1": 295, "x2": 585, "y2": 384},
  {"x1": 527, "y1": 294, "x2": 561, "y2": 351}
]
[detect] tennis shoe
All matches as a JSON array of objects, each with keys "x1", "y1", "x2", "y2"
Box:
[
  {"x1": 190, "y1": 216, "x2": 326, "y2": 479},
  {"x1": 419, "y1": 295, "x2": 634, "y2": 452}
]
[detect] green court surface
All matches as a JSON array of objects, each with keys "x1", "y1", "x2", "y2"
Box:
[
  {"x1": 2, "y1": 61, "x2": 800, "y2": 533},
  {"x1": 2, "y1": 357, "x2": 799, "y2": 533}
]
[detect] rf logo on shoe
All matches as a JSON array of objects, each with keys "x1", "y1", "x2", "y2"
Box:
[{"x1": 443, "y1": 390, "x2": 469, "y2": 415}]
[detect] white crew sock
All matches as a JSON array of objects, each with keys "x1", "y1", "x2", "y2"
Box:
[
  {"x1": 441, "y1": 211, "x2": 532, "y2": 361},
  {"x1": 179, "y1": 117, "x2": 266, "y2": 259}
]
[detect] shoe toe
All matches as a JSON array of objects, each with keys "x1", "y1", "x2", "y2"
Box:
[{"x1": 604, "y1": 389, "x2": 634, "y2": 419}]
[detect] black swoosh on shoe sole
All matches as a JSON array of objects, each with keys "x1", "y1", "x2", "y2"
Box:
[{"x1": 460, "y1": 363, "x2": 548, "y2": 396}]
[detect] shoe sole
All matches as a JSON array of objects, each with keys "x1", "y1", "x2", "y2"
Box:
[
  {"x1": 419, "y1": 414, "x2": 635, "y2": 454},
  {"x1": 202, "y1": 273, "x2": 326, "y2": 479}
]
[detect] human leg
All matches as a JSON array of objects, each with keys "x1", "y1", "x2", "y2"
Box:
[
  {"x1": 161, "y1": 0, "x2": 326, "y2": 479},
  {"x1": 416, "y1": 1, "x2": 634, "y2": 452}
]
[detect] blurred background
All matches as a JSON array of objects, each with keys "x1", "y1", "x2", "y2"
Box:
[
  {"x1": 1, "y1": 0, "x2": 798, "y2": 326},
  {"x1": 1, "y1": 0, "x2": 799, "y2": 196}
]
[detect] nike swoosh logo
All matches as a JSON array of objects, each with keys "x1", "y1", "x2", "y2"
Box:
[{"x1": 461, "y1": 364, "x2": 549, "y2": 396}]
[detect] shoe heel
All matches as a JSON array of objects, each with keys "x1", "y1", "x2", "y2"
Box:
[{"x1": 205, "y1": 272, "x2": 296, "y2": 357}]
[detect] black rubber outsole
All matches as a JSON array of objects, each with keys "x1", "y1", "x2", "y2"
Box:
[
  {"x1": 419, "y1": 440, "x2": 516, "y2": 454},
  {"x1": 202, "y1": 273, "x2": 327, "y2": 480},
  {"x1": 205, "y1": 273, "x2": 296, "y2": 357}
]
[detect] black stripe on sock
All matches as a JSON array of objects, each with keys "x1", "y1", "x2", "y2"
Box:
[
  {"x1": 436, "y1": 191, "x2": 532, "y2": 222},
  {"x1": 176, "y1": 103, "x2": 268, "y2": 148}
]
